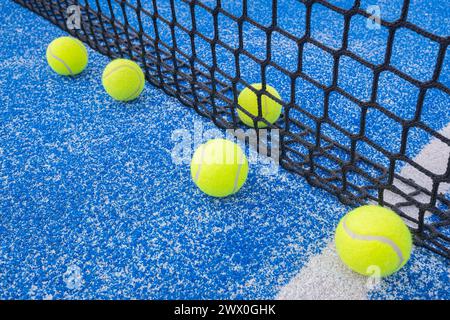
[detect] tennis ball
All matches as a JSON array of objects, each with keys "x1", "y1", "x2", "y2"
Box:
[
  {"x1": 190, "y1": 139, "x2": 249, "y2": 197},
  {"x1": 102, "y1": 59, "x2": 145, "y2": 101},
  {"x1": 46, "y1": 36, "x2": 88, "y2": 76},
  {"x1": 335, "y1": 205, "x2": 412, "y2": 277},
  {"x1": 237, "y1": 83, "x2": 282, "y2": 128}
]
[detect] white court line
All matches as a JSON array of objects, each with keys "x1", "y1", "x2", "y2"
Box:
[{"x1": 277, "y1": 124, "x2": 450, "y2": 300}]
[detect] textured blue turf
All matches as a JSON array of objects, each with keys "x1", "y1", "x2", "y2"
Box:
[{"x1": 0, "y1": 0, "x2": 449, "y2": 299}]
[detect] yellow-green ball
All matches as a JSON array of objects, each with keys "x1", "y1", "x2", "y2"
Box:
[
  {"x1": 237, "y1": 83, "x2": 282, "y2": 128},
  {"x1": 102, "y1": 59, "x2": 145, "y2": 101},
  {"x1": 190, "y1": 139, "x2": 249, "y2": 197},
  {"x1": 335, "y1": 205, "x2": 412, "y2": 277},
  {"x1": 46, "y1": 36, "x2": 88, "y2": 76}
]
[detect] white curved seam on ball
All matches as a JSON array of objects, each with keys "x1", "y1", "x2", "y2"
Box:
[
  {"x1": 232, "y1": 151, "x2": 244, "y2": 193},
  {"x1": 194, "y1": 145, "x2": 206, "y2": 183},
  {"x1": 73, "y1": 38, "x2": 88, "y2": 57},
  {"x1": 104, "y1": 65, "x2": 143, "y2": 100},
  {"x1": 124, "y1": 67, "x2": 144, "y2": 100},
  {"x1": 342, "y1": 215, "x2": 404, "y2": 268},
  {"x1": 48, "y1": 48, "x2": 74, "y2": 76}
]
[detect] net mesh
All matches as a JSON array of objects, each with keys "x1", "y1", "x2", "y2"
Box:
[{"x1": 14, "y1": 0, "x2": 450, "y2": 258}]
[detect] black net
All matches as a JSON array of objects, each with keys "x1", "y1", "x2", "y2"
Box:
[{"x1": 14, "y1": 0, "x2": 450, "y2": 259}]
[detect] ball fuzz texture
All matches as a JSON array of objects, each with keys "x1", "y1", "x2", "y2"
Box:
[
  {"x1": 46, "y1": 37, "x2": 88, "y2": 76},
  {"x1": 190, "y1": 139, "x2": 248, "y2": 197},
  {"x1": 102, "y1": 59, "x2": 145, "y2": 101},
  {"x1": 237, "y1": 83, "x2": 282, "y2": 128},
  {"x1": 335, "y1": 205, "x2": 412, "y2": 277}
]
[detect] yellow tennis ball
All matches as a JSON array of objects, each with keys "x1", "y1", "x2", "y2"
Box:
[
  {"x1": 102, "y1": 59, "x2": 145, "y2": 101},
  {"x1": 237, "y1": 83, "x2": 282, "y2": 128},
  {"x1": 46, "y1": 36, "x2": 88, "y2": 76},
  {"x1": 190, "y1": 139, "x2": 249, "y2": 197},
  {"x1": 335, "y1": 205, "x2": 412, "y2": 277}
]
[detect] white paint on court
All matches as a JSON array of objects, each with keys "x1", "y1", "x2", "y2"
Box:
[{"x1": 277, "y1": 123, "x2": 450, "y2": 300}]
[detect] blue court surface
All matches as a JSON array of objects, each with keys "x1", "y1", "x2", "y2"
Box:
[{"x1": 0, "y1": 0, "x2": 449, "y2": 299}]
